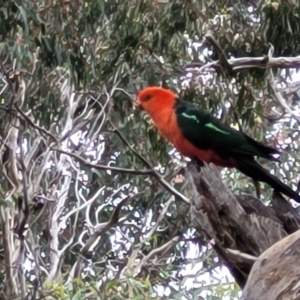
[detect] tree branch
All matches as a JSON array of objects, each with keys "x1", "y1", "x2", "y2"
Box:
[
  {"x1": 72, "y1": 195, "x2": 132, "y2": 279},
  {"x1": 109, "y1": 122, "x2": 190, "y2": 204},
  {"x1": 205, "y1": 32, "x2": 232, "y2": 70},
  {"x1": 186, "y1": 32, "x2": 300, "y2": 73},
  {"x1": 268, "y1": 68, "x2": 300, "y2": 123},
  {"x1": 51, "y1": 148, "x2": 155, "y2": 175}
]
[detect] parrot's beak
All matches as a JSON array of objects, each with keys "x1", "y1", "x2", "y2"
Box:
[{"x1": 133, "y1": 96, "x2": 144, "y2": 110}]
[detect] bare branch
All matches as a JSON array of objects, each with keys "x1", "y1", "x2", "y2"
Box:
[
  {"x1": 188, "y1": 33, "x2": 300, "y2": 73},
  {"x1": 133, "y1": 236, "x2": 180, "y2": 276},
  {"x1": 72, "y1": 195, "x2": 132, "y2": 279},
  {"x1": 13, "y1": 104, "x2": 58, "y2": 143},
  {"x1": 52, "y1": 148, "x2": 155, "y2": 175},
  {"x1": 268, "y1": 68, "x2": 300, "y2": 123},
  {"x1": 52, "y1": 148, "x2": 190, "y2": 205},
  {"x1": 110, "y1": 123, "x2": 190, "y2": 204}
]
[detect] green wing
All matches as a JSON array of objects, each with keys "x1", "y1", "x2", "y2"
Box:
[{"x1": 175, "y1": 100, "x2": 280, "y2": 161}]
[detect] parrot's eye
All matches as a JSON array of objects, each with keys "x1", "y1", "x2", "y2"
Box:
[{"x1": 143, "y1": 94, "x2": 153, "y2": 102}]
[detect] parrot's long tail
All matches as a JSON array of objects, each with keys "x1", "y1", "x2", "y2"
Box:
[{"x1": 236, "y1": 157, "x2": 300, "y2": 203}]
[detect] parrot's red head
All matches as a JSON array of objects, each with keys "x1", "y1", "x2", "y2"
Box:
[{"x1": 137, "y1": 87, "x2": 177, "y2": 116}]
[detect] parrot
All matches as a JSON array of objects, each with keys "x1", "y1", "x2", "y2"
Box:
[{"x1": 136, "y1": 86, "x2": 300, "y2": 203}]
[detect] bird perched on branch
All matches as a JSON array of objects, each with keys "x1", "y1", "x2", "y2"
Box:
[{"x1": 136, "y1": 86, "x2": 300, "y2": 203}]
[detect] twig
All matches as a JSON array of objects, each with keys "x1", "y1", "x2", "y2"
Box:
[
  {"x1": 51, "y1": 148, "x2": 155, "y2": 175},
  {"x1": 268, "y1": 68, "x2": 300, "y2": 123},
  {"x1": 13, "y1": 104, "x2": 58, "y2": 143},
  {"x1": 73, "y1": 195, "x2": 132, "y2": 278},
  {"x1": 133, "y1": 236, "x2": 180, "y2": 276},
  {"x1": 53, "y1": 147, "x2": 189, "y2": 204},
  {"x1": 109, "y1": 122, "x2": 190, "y2": 204}
]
